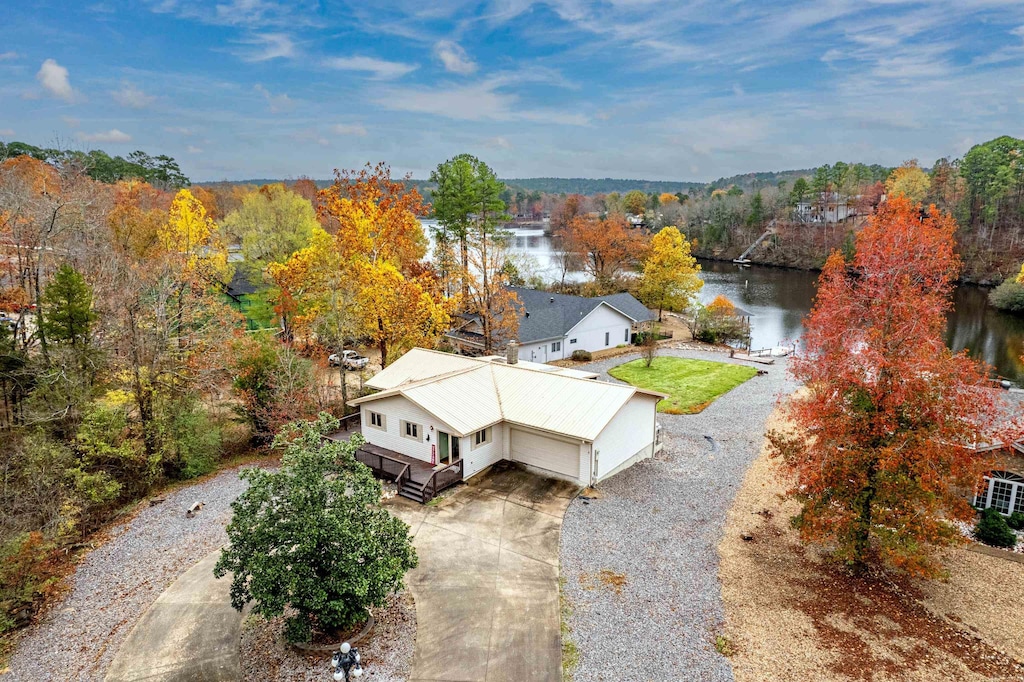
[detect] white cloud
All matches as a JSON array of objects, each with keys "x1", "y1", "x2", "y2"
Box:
[
  {"x1": 186, "y1": 145, "x2": 203, "y2": 153},
  {"x1": 236, "y1": 32, "x2": 294, "y2": 61},
  {"x1": 374, "y1": 78, "x2": 589, "y2": 126},
  {"x1": 0, "y1": 129, "x2": 14, "y2": 137},
  {"x1": 434, "y1": 40, "x2": 477, "y2": 75},
  {"x1": 486, "y1": 136, "x2": 512, "y2": 149},
  {"x1": 36, "y1": 59, "x2": 76, "y2": 101},
  {"x1": 164, "y1": 125, "x2": 197, "y2": 136},
  {"x1": 61, "y1": 116, "x2": 80, "y2": 127},
  {"x1": 253, "y1": 83, "x2": 294, "y2": 112},
  {"x1": 78, "y1": 129, "x2": 132, "y2": 143},
  {"x1": 112, "y1": 83, "x2": 157, "y2": 109},
  {"x1": 322, "y1": 56, "x2": 418, "y2": 80},
  {"x1": 329, "y1": 123, "x2": 367, "y2": 136},
  {"x1": 0, "y1": 52, "x2": 17, "y2": 61}
]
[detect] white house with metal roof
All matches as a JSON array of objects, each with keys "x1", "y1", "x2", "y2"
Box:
[
  {"x1": 447, "y1": 286, "x2": 656, "y2": 363},
  {"x1": 348, "y1": 348, "x2": 664, "y2": 489}
]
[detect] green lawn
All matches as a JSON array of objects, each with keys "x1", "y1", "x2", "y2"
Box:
[{"x1": 609, "y1": 356, "x2": 758, "y2": 414}]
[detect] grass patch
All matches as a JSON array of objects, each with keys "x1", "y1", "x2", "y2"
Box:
[
  {"x1": 609, "y1": 356, "x2": 757, "y2": 414},
  {"x1": 715, "y1": 633, "x2": 735, "y2": 657},
  {"x1": 559, "y1": 577, "x2": 579, "y2": 681}
]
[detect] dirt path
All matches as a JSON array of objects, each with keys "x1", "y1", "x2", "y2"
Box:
[{"x1": 719, "y1": 408, "x2": 1024, "y2": 681}]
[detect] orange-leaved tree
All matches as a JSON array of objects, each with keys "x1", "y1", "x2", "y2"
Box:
[
  {"x1": 560, "y1": 213, "x2": 648, "y2": 287},
  {"x1": 770, "y1": 195, "x2": 1018, "y2": 577},
  {"x1": 705, "y1": 294, "x2": 736, "y2": 317}
]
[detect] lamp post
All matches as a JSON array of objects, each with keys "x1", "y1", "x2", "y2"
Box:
[{"x1": 331, "y1": 642, "x2": 363, "y2": 681}]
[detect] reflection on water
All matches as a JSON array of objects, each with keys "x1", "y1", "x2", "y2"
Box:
[
  {"x1": 699, "y1": 260, "x2": 1024, "y2": 383},
  {"x1": 421, "y1": 221, "x2": 1024, "y2": 383}
]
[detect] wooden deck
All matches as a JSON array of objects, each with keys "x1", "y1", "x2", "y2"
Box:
[
  {"x1": 357, "y1": 443, "x2": 435, "y2": 485},
  {"x1": 326, "y1": 412, "x2": 362, "y2": 442},
  {"x1": 327, "y1": 412, "x2": 463, "y2": 503}
]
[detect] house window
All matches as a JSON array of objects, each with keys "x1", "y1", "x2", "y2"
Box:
[
  {"x1": 552, "y1": 341, "x2": 561, "y2": 352},
  {"x1": 401, "y1": 420, "x2": 422, "y2": 441},
  {"x1": 604, "y1": 332, "x2": 610, "y2": 346},
  {"x1": 624, "y1": 328, "x2": 629, "y2": 342},
  {"x1": 472, "y1": 428, "x2": 492, "y2": 448},
  {"x1": 974, "y1": 471, "x2": 1024, "y2": 515},
  {"x1": 570, "y1": 338, "x2": 577, "y2": 344},
  {"x1": 368, "y1": 411, "x2": 385, "y2": 430}
]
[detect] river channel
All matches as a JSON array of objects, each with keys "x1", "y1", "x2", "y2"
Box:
[{"x1": 427, "y1": 223, "x2": 1024, "y2": 383}]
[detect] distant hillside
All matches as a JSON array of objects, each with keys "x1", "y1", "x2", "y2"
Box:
[
  {"x1": 217, "y1": 171, "x2": 824, "y2": 196},
  {"x1": 500, "y1": 177, "x2": 703, "y2": 195},
  {"x1": 705, "y1": 169, "x2": 816, "y2": 193}
]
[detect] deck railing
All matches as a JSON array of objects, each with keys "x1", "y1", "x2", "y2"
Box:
[
  {"x1": 354, "y1": 447, "x2": 409, "y2": 482},
  {"x1": 339, "y1": 411, "x2": 361, "y2": 432},
  {"x1": 424, "y1": 459, "x2": 464, "y2": 501}
]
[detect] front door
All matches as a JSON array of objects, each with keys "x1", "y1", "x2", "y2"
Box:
[{"x1": 438, "y1": 431, "x2": 460, "y2": 465}]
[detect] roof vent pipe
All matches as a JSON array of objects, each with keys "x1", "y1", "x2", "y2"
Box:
[
  {"x1": 506, "y1": 340, "x2": 519, "y2": 365},
  {"x1": 550, "y1": 297, "x2": 555, "y2": 303}
]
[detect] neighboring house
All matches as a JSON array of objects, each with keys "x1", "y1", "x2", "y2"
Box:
[
  {"x1": 971, "y1": 440, "x2": 1024, "y2": 517},
  {"x1": 448, "y1": 286, "x2": 656, "y2": 363},
  {"x1": 348, "y1": 348, "x2": 664, "y2": 490},
  {"x1": 794, "y1": 192, "x2": 856, "y2": 224},
  {"x1": 968, "y1": 393, "x2": 1024, "y2": 517}
]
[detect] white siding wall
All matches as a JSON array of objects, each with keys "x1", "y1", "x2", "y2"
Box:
[
  {"x1": 591, "y1": 395, "x2": 658, "y2": 483},
  {"x1": 518, "y1": 338, "x2": 564, "y2": 363},
  {"x1": 566, "y1": 304, "x2": 632, "y2": 355},
  {"x1": 360, "y1": 396, "x2": 457, "y2": 465},
  {"x1": 579, "y1": 442, "x2": 592, "y2": 485},
  {"x1": 461, "y1": 426, "x2": 505, "y2": 478},
  {"x1": 517, "y1": 304, "x2": 633, "y2": 363}
]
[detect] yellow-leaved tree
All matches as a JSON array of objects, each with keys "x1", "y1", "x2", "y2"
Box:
[
  {"x1": 885, "y1": 160, "x2": 930, "y2": 204},
  {"x1": 159, "y1": 188, "x2": 230, "y2": 284},
  {"x1": 269, "y1": 164, "x2": 455, "y2": 366},
  {"x1": 637, "y1": 226, "x2": 703, "y2": 321}
]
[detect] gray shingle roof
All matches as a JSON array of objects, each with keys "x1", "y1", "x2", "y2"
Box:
[{"x1": 508, "y1": 287, "x2": 654, "y2": 343}]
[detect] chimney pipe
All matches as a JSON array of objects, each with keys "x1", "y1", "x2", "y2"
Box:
[{"x1": 506, "y1": 340, "x2": 519, "y2": 365}]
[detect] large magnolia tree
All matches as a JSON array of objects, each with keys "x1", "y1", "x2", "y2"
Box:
[
  {"x1": 215, "y1": 415, "x2": 417, "y2": 643},
  {"x1": 770, "y1": 196, "x2": 1018, "y2": 577}
]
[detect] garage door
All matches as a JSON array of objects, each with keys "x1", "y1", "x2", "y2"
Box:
[{"x1": 510, "y1": 428, "x2": 579, "y2": 479}]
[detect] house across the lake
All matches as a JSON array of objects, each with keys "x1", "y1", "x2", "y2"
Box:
[
  {"x1": 346, "y1": 348, "x2": 664, "y2": 501},
  {"x1": 447, "y1": 286, "x2": 657, "y2": 363}
]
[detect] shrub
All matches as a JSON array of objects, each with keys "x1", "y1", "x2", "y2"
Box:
[
  {"x1": 693, "y1": 307, "x2": 750, "y2": 346},
  {"x1": 973, "y1": 508, "x2": 1018, "y2": 548},
  {"x1": 571, "y1": 350, "x2": 592, "y2": 361},
  {"x1": 0, "y1": 431, "x2": 74, "y2": 541},
  {"x1": 1007, "y1": 511, "x2": 1024, "y2": 531},
  {"x1": 230, "y1": 334, "x2": 319, "y2": 444},
  {"x1": 158, "y1": 397, "x2": 222, "y2": 479},
  {"x1": 989, "y1": 278, "x2": 1024, "y2": 313},
  {"x1": 214, "y1": 414, "x2": 418, "y2": 643},
  {"x1": 0, "y1": 532, "x2": 62, "y2": 635}
]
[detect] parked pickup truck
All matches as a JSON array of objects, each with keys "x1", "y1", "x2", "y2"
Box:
[{"x1": 328, "y1": 350, "x2": 369, "y2": 370}]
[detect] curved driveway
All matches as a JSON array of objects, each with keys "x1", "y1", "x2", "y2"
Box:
[
  {"x1": 387, "y1": 463, "x2": 578, "y2": 682},
  {"x1": 104, "y1": 551, "x2": 242, "y2": 682}
]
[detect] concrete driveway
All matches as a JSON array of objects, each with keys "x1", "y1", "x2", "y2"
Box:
[
  {"x1": 104, "y1": 551, "x2": 242, "y2": 682},
  {"x1": 386, "y1": 462, "x2": 578, "y2": 682}
]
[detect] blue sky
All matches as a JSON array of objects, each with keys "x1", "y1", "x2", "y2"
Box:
[{"x1": 2, "y1": 1, "x2": 1023, "y2": 182}]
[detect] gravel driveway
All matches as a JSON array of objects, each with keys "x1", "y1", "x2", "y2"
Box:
[
  {"x1": 560, "y1": 347, "x2": 798, "y2": 682},
  {"x1": 6, "y1": 464, "x2": 258, "y2": 681}
]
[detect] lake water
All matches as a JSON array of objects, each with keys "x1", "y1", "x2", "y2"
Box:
[{"x1": 424, "y1": 223, "x2": 1024, "y2": 383}]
